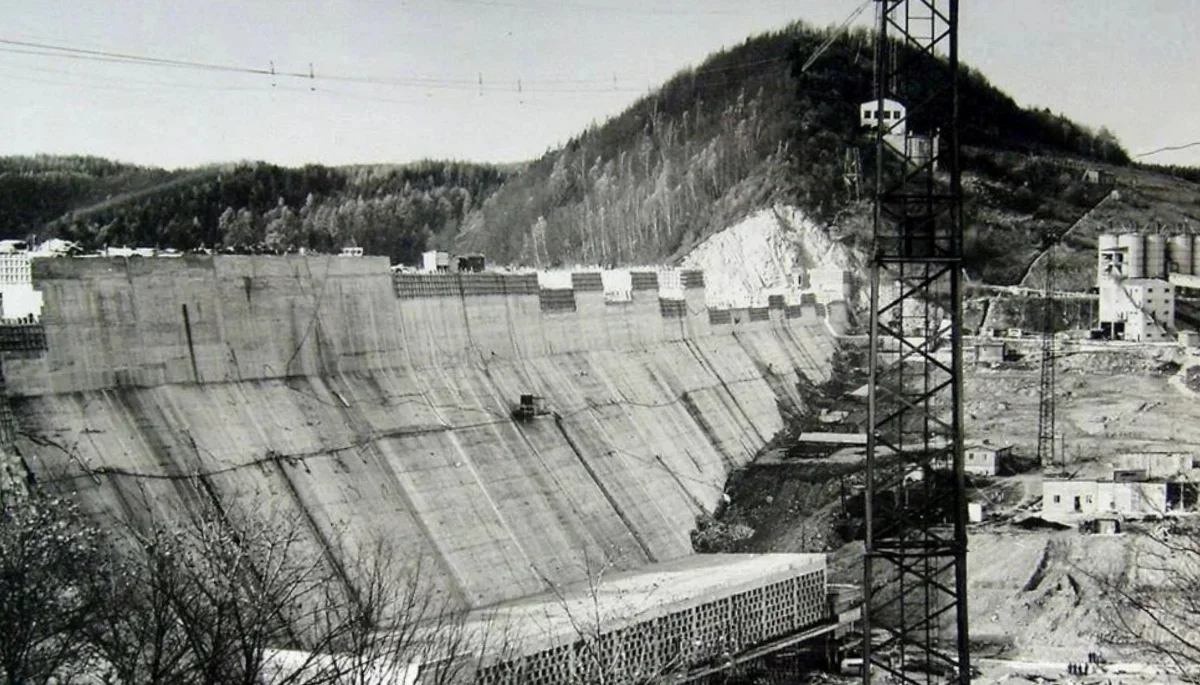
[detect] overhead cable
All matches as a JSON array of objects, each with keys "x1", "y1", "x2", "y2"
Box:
[
  {"x1": 1135, "y1": 141, "x2": 1200, "y2": 159},
  {"x1": 0, "y1": 22, "x2": 863, "y2": 99}
]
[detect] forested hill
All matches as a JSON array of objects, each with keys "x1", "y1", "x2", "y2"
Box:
[
  {"x1": 1, "y1": 155, "x2": 512, "y2": 266},
  {"x1": 3, "y1": 20, "x2": 1146, "y2": 273},
  {"x1": 453, "y1": 21, "x2": 1130, "y2": 267},
  {"x1": 0, "y1": 156, "x2": 175, "y2": 239}
]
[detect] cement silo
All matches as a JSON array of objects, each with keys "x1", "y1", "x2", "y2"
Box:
[
  {"x1": 1145, "y1": 233, "x2": 1167, "y2": 279},
  {"x1": 1169, "y1": 234, "x2": 1193, "y2": 275},
  {"x1": 1117, "y1": 233, "x2": 1144, "y2": 278},
  {"x1": 1193, "y1": 235, "x2": 1200, "y2": 276}
]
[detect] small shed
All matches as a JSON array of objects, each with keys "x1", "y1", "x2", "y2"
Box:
[
  {"x1": 1082, "y1": 168, "x2": 1115, "y2": 185},
  {"x1": 967, "y1": 502, "x2": 984, "y2": 523}
]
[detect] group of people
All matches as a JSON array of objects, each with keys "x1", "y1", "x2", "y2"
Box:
[{"x1": 1067, "y1": 652, "x2": 1107, "y2": 677}]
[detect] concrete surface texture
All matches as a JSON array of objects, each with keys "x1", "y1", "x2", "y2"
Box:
[{"x1": 8, "y1": 255, "x2": 837, "y2": 610}]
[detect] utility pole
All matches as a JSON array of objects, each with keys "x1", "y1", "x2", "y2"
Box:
[{"x1": 863, "y1": 1, "x2": 970, "y2": 684}]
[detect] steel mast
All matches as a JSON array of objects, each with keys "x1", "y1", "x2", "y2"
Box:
[{"x1": 862, "y1": 2, "x2": 970, "y2": 685}]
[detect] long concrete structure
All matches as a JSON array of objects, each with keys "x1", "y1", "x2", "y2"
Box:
[
  {"x1": 2, "y1": 255, "x2": 839, "y2": 612},
  {"x1": 466, "y1": 553, "x2": 829, "y2": 684}
]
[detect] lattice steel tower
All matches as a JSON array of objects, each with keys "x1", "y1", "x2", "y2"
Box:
[
  {"x1": 862, "y1": 1, "x2": 970, "y2": 684},
  {"x1": 1036, "y1": 237, "x2": 1057, "y2": 468}
]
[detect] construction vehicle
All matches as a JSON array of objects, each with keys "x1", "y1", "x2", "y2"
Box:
[{"x1": 512, "y1": 394, "x2": 551, "y2": 422}]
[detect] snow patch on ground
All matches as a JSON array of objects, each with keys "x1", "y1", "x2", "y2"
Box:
[
  {"x1": 682, "y1": 205, "x2": 855, "y2": 309},
  {"x1": 537, "y1": 270, "x2": 575, "y2": 289}
]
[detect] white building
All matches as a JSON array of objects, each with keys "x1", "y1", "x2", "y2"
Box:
[
  {"x1": 859, "y1": 99, "x2": 907, "y2": 136},
  {"x1": 1097, "y1": 277, "x2": 1173, "y2": 341},
  {"x1": 1042, "y1": 479, "x2": 1167, "y2": 518},
  {"x1": 964, "y1": 442, "x2": 1011, "y2": 477},
  {"x1": 422, "y1": 250, "x2": 450, "y2": 272},
  {"x1": 1113, "y1": 452, "x2": 1197, "y2": 480},
  {"x1": 0, "y1": 252, "x2": 42, "y2": 321}
]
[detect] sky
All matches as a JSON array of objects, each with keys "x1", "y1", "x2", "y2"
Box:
[{"x1": 1, "y1": 0, "x2": 1197, "y2": 170}]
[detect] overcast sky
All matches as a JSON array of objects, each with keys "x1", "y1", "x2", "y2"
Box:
[{"x1": 1, "y1": 0, "x2": 1196, "y2": 170}]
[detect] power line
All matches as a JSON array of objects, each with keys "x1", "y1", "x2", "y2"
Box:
[
  {"x1": 1136, "y1": 140, "x2": 1200, "y2": 159},
  {"x1": 0, "y1": 23, "x2": 877, "y2": 107},
  {"x1": 0, "y1": 60, "x2": 288, "y2": 93},
  {"x1": 0, "y1": 39, "x2": 283, "y2": 75},
  {"x1": 798, "y1": 0, "x2": 872, "y2": 73},
  {"x1": 0, "y1": 37, "x2": 648, "y2": 93},
  {"x1": 0, "y1": 27, "x2": 837, "y2": 98}
]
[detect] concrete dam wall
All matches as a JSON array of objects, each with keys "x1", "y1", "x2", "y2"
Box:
[{"x1": 5, "y1": 255, "x2": 838, "y2": 610}]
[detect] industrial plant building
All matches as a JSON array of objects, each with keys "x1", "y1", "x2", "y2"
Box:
[{"x1": 1096, "y1": 232, "x2": 1197, "y2": 341}]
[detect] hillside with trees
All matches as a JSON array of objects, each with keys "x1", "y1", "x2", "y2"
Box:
[
  {"x1": 10, "y1": 20, "x2": 1196, "y2": 287},
  {"x1": 3, "y1": 156, "x2": 512, "y2": 267},
  {"x1": 452, "y1": 21, "x2": 1136, "y2": 281},
  {"x1": 0, "y1": 155, "x2": 177, "y2": 238}
]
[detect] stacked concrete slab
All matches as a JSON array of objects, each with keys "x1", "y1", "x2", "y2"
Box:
[{"x1": 6, "y1": 256, "x2": 840, "y2": 612}]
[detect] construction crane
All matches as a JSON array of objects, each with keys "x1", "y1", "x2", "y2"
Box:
[
  {"x1": 862, "y1": 1, "x2": 970, "y2": 685},
  {"x1": 1037, "y1": 188, "x2": 1117, "y2": 468}
]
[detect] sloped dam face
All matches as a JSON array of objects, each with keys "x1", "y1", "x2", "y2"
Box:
[{"x1": 5, "y1": 256, "x2": 836, "y2": 610}]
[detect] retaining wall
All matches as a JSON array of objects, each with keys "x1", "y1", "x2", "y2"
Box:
[{"x1": 7, "y1": 256, "x2": 839, "y2": 610}]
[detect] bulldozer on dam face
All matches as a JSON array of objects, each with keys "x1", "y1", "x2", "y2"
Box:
[{"x1": 512, "y1": 394, "x2": 551, "y2": 422}]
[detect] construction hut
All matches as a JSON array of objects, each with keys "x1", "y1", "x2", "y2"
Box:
[{"x1": 964, "y1": 442, "x2": 1011, "y2": 477}]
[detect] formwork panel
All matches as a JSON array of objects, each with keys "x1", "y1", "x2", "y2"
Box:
[
  {"x1": 681, "y1": 269, "x2": 705, "y2": 290},
  {"x1": 629, "y1": 271, "x2": 659, "y2": 291},
  {"x1": 708, "y1": 308, "x2": 732, "y2": 326},
  {"x1": 538, "y1": 289, "x2": 577, "y2": 314},
  {"x1": 659, "y1": 299, "x2": 686, "y2": 319},
  {"x1": 571, "y1": 272, "x2": 604, "y2": 292},
  {"x1": 0, "y1": 324, "x2": 47, "y2": 352}
]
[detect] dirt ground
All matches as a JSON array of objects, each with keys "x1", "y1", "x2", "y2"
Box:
[
  {"x1": 965, "y1": 342, "x2": 1196, "y2": 465},
  {"x1": 736, "y1": 343, "x2": 1200, "y2": 683}
]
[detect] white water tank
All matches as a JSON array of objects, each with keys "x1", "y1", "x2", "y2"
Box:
[
  {"x1": 1168, "y1": 234, "x2": 1193, "y2": 275},
  {"x1": 1117, "y1": 233, "x2": 1144, "y2": 279},
  {"x1": 1145, "y1": 233, "x2": 1167, "y2": 279}
]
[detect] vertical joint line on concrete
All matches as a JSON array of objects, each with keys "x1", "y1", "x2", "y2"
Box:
[
  {"x1": 552, "y1": 413, "x2": 657, "y2": 563},
  {"x1": 182, "y1": 303, "x2": 200, "y2": 384}
]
